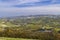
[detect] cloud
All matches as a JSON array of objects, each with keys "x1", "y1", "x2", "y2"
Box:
[
  {"x1": 0, "y1": 0, "x2": 60, "y2": 7},
  {"x1": 14, "y1": 0, "x2": 52, "y2": 7},
  {"x1": 0, "y1": 0, "x2": 60, "y2": 17},
  {"x1": 52, "y1": 0, "x2": 60, "y2": 3},
  {"x1": 1, "y1": 0, "x2": 17, "y2": 2},
  {"x1": 0, "y1": 0, "x2": 39, "y2": 6},
  {"x1": 0, "y1": 6, "x2": 60, "y2": 16},
  {"x1": 0, "y1": 0, "x2": 58, "y2": 7},
  {"x1": 0, "y1": 0, "x2": 19, "y2": 7}
]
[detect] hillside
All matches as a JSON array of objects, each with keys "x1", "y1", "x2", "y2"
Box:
[{"x1": 0, "y1": 15, "x2": 60, "y2": 40}]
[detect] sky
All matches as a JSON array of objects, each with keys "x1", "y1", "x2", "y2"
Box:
[{"x1": 0, "y1": 0, "x2": 60, "y2": 17}]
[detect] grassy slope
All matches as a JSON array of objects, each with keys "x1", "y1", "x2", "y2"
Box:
[{"x1": 0, "y1": 37, "x2": 38, "y2": 40}]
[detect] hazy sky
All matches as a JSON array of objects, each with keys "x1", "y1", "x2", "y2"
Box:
[{"x1": 0, "y1": 0, "x2": 60, "y2": 17}]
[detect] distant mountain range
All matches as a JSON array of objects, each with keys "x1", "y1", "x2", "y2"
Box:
[{"x1": 1, "y1": 14, "x2": 60, "y2": 20}]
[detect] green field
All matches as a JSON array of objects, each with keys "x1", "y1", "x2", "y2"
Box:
[{"x1": 0, "y1": 37, "x2": 38, "y2": 40}]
